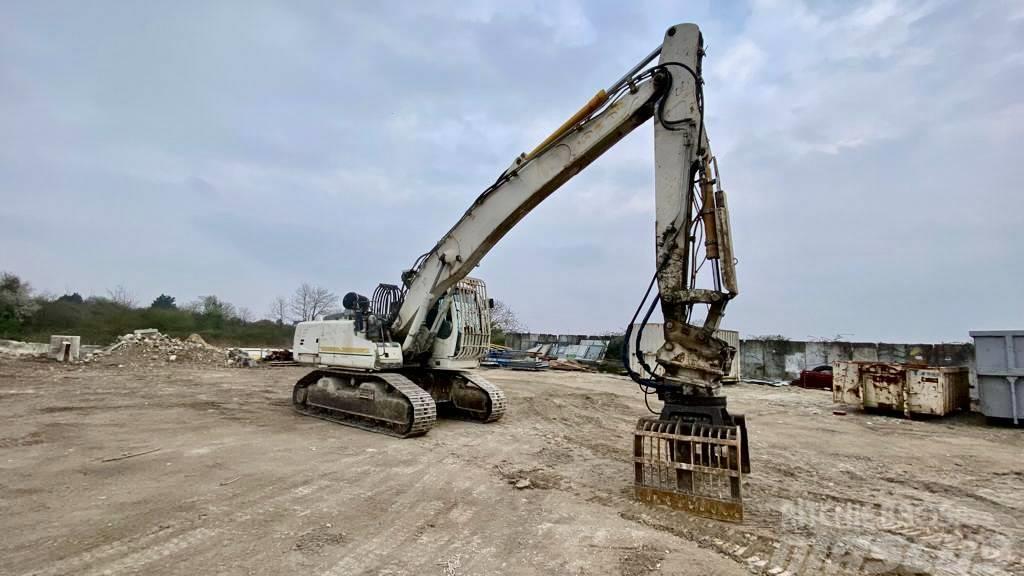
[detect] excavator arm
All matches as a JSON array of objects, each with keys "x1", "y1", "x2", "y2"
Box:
[
  {"x1": 395, "y1": 24, "x2": 737, "y2": 388},
  {"x1": 393, "y1": 74, "x2": 664, "y2": 352}
]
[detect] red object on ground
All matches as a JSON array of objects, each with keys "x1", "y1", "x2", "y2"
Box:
[{"x1": 795, "y1": 369, "x2": 833, "y2": 390}]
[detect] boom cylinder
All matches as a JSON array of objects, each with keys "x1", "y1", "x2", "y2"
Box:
[
  {"x1": 525, "y1": 90, "x2": 609, "y2": 161},
  {"x1": 700, "y1": 157, "x2": 720, "y2": 260}
]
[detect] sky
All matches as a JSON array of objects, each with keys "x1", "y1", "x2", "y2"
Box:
[{"x1": 1, "y1": 0, "x2": 1022, "y2": 342}]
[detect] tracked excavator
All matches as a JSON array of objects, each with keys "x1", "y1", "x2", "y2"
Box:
[{"x1": 291, "y1": 23, "x2": 749, "y2": 521}]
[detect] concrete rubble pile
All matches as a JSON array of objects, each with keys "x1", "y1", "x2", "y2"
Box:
[{"x1": 84, "y1": 330, "x2": 232, "y2": 368}]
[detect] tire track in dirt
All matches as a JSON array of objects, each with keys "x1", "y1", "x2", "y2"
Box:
[
  {"x1": 20, "y1": 448, "x2": 384, "y2": 576},
  {"x1": 18, "y1": 473, "x2": 321, "y2": 576},
  {"x1": 166, "y1": 458, "x2": 448, "y2": 575},
  {"x1": 75, "y1": 480, "x2": 333, "y2": 576},
  {"x1": 313, "y1": 460, "x2": 506, "y2": 575},
  {"x1": 385, "y1": 477, "x2": 495, "y2": 574},
  {"x1": 317, "y1": 463, "x2": 451, "y2": 576}
]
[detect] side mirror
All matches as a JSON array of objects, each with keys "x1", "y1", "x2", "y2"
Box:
[{"x1": 488, "y1": 298, "x2": 495, "y2": 309}]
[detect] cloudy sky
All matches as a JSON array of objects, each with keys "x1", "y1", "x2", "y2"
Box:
[{"x1": 2, "y1": 1, "x2": 1021, "y2": 342}]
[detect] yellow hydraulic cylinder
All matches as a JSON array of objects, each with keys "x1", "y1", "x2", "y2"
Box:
[
  {"x1": 524, "y1": 89, "x2": 608, "y2": 161},
  {"x1": 700, "y1": 157, "x2": 720, "y2": 260}
]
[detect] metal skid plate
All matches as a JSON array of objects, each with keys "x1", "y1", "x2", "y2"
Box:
[{"x1": 633, "y1": 415, "x2": 744, "y2": 522}]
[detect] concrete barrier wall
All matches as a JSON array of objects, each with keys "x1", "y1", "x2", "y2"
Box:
[
  {"x1": 0, "y1": 339, "x2": 50, "y2": 356},
  {"x1": 739, "y1": 339, "x2": 972, "y2": 381},
  {"x1": 0, "y1": 339, "x2": 104, "y2": 358},
  {"x1": 506, "y1": 333, "x2": 972, "y2": 383},
  {"x1": 504, "y1": 333, "x2": 610, "y2": 351}
]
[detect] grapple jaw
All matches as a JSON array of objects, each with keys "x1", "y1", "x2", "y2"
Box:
[{"x1": 633, "y1": 415, "x2": 745, "y2": 522}]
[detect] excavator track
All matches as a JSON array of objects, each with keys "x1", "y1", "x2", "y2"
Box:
[
  {"x1": 292, "y1": 370, "x2": 436, "y2": 438},
  {"x1": 454, "y1": 371, "x2": 507, "y2": 423},
  {"x1": 398, "y1": 369, "x2": 507, "y2": 424}
]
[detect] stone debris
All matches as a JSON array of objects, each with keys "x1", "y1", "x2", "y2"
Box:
[{"x1": 83, "y1": 331, "x2": 232, "y2": 368}]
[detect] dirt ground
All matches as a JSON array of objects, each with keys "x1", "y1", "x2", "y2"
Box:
[{"x1": 1, "y1": 359, "x2": 1021, "y2": 576}]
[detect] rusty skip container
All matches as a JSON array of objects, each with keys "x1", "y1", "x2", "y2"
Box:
[{"x1": 833, "y1": 361, "x2": 970, "y2": 417}]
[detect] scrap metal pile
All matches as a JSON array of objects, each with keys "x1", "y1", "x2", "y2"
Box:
[
  {"x1": 481, "y1": 348, "x2": 549, "y2": 370},
  {"x1": 528, "y1": 340, "x2": 609, "y2": 362},
  {"x1": 483, "y1": 339, "x2": 611, "y2": 372}
]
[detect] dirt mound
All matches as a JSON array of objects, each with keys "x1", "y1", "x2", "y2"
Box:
[{"x1": 84, "y1": 331, "x2": 228, "y2": 368}]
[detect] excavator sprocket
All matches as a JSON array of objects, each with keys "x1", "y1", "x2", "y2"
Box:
[{"x1": 292, "y1": 370, "x2": 436, "y2": 438}]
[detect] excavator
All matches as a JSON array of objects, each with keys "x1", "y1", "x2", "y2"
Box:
[{"x1": 291, "y1": 23, "x2": 749, "y2": 522}]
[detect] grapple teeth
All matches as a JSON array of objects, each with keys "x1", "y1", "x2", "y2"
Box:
[{"x1": 633, "y1": 415, "x2": 744, "y2": 522}]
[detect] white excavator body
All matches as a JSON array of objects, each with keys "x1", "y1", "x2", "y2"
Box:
[
  {"x1": 294, "y1": 277, "x2": 490, "y2": 372},
  {"x1": 293, "y1": 320, "x2": 404, "y2": 371}
]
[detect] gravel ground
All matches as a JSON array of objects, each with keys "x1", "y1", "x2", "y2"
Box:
[{"x1": 0, "y1": 358, "x2": 1021, "y2": 576}]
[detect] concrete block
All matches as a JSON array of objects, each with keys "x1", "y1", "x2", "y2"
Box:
[
  {"x1": 49, "y1": 335, "x2": 81, "y2": 362},
  {"x1": 851, "y1": 345, "x2": 879, "y2": 362}
]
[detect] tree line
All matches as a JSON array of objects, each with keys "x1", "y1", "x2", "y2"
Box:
[
  {"x1": 1, "y1": 271, "x2": 526, "y2": 347},
  {"x1": 0, "y1": 272, "x2": 342, "y2": 346}
]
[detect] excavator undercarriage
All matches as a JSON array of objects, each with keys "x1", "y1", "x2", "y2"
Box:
[{"x1": 292, "y1": 368, "x2": 505, "y2": 438}]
